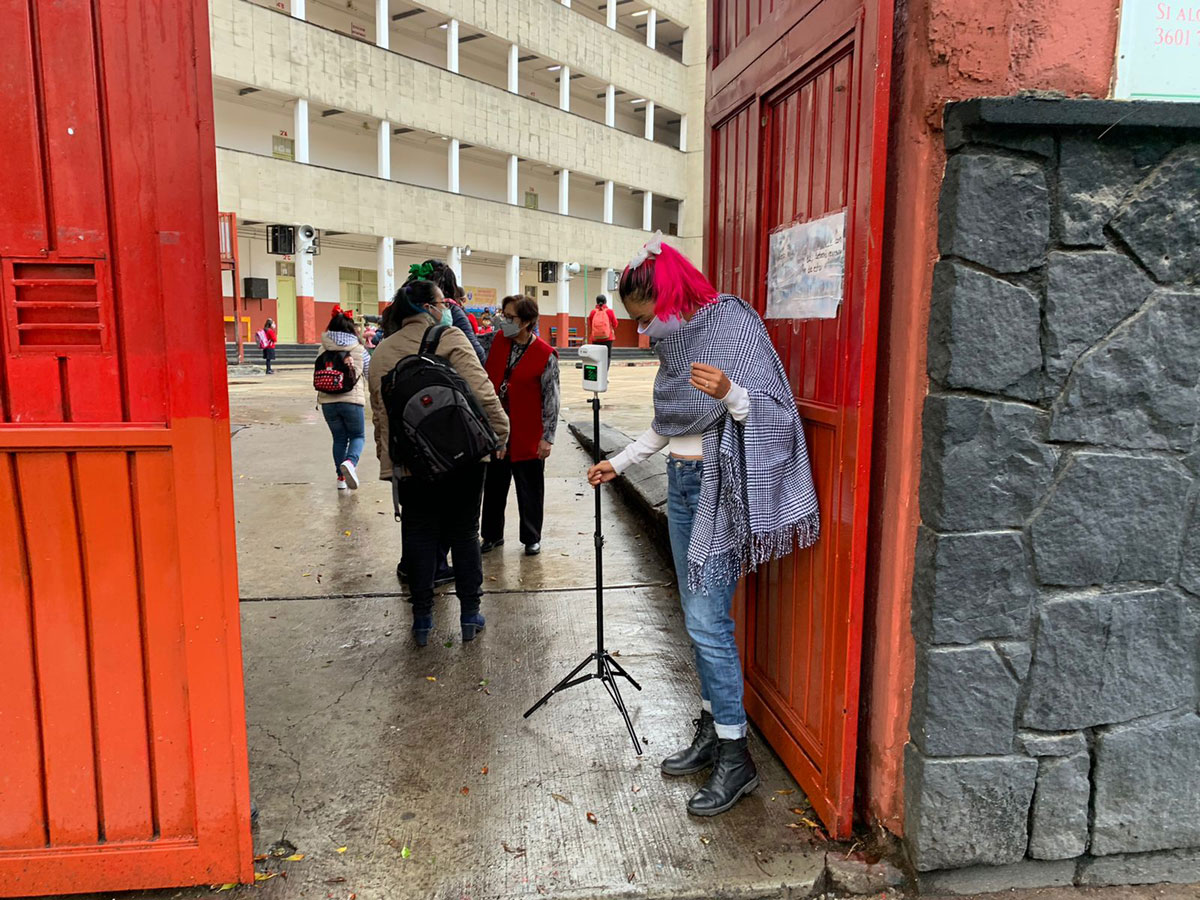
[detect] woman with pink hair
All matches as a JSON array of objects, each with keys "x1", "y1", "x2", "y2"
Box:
[{"x1": 588, "y1": 233, "x2": 820, "y2": 817}]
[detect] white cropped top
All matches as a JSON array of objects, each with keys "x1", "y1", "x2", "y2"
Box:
[{"x1": 609, "y1": 382, "x2": 750, "y2": 474}]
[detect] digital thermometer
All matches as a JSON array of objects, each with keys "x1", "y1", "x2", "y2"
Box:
[{"x1": 578, "y1": 343, "x2": 610, "y2": 393}]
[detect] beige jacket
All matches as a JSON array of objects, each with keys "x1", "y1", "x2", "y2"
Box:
[
  {"x1": 368, "y1": 316, "x2": 509, "y2": 480},
  {"x1": 316, "y1": 331, "x2": 367, "y2": 406}
]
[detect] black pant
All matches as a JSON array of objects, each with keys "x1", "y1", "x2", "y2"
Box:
[
  {"x1": 482, "y1": 458, "x2": 545, "y2": 546},
  {"x1": 397, "y1": 463, "x2": 486, "y2": 618}
]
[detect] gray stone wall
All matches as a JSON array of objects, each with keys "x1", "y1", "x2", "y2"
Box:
[{"x1": 907, "y1": 99, "x2": 1200, "y2": 888}]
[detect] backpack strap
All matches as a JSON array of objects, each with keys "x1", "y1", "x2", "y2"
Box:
[{"x1": 419, "y1": 324, "x2": 450, "y2": 356}]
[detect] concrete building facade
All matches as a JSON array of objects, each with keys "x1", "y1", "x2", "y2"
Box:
[{"x1": 211, "y1": 0, "x2": 707, "y2": 345}]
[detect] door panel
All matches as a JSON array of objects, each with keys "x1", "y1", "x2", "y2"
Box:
[
  {"x1": 276, "y1": 275, "x2": 298, "y2": 342},
  {"x1": 0, "y1": 0, "x2": 251, "y2": 893},
  {"x1": 707, "y1": 0, "x2": 892, "y2": 838}
]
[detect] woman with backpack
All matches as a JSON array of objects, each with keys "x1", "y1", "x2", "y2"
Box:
[
  {"x1": 257, "y1": 318, "x2": 277, "y2": 374},
  {"x1": 586, "y1": 234, "x2": 820, "y2": 818},
  {"x1": 368, "y1": 277, "x2": 509, "y2": 647},
  {"x1": 481, "y1": 295, "x2": 559, "y2": 557},
  {"x1": 315, "y1": 307, "x2": 369, "y2": 491}
]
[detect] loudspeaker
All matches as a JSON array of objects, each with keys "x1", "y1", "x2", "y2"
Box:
[
  {"x1": 539, "y1": 261, "x2": 559, "y2": 283},
  {"x1": 243, "y1": 277, "x2": 269, "y2": 299},
  {"x1": 267, "y1": 224, "x2": 295, "y2": 255}
]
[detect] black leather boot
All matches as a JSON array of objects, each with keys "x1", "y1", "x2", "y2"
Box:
[
  {"x1": 661, "y1": 710, "x2": 717, "y2": 776},
  {"x1": 686, "y1": 737, "x2": 759, "y2": 816}
]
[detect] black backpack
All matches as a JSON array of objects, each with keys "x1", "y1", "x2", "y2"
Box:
[
  {"x1": 381, "y1": 325, "x2": 498, "y2": 482},
  {"x1": 313, "y1": 349, "x2": 357, "y2": 394}
]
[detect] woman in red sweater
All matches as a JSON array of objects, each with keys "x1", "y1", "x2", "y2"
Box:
[{"x1": 481, "y1": 295, "x2": 559, "y2": 556}]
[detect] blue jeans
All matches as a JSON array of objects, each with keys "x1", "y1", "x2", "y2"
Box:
[
  {"x1": 321, "y1": 402, "x2": 365, "y2": 474},
  {"x1": 666, "y1": 458, "x2": 747, "y2": 740}
]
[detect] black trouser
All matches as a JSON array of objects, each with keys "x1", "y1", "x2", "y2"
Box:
[
  {"x1": 397, "y1": 463, "x2": 486, "y2": 619},
  {"x1": 481, "y1": 457, "x2": 545, "y2": 546}
]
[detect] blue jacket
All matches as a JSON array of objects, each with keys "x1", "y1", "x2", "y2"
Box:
[{"x1": 451, "y1": 303, "x2": 486, "y2": 364}]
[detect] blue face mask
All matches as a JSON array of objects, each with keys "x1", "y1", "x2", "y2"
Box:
[
  {"x1": 428, "y1": 304, "x2": 453, "y2": 327},
  {"x1": 637, "y1": 314, "x2": 685, "y2": 341}
]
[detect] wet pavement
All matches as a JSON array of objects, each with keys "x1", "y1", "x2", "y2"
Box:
[{"x1": 217, "y1": 370, "x2": 826, "y2": 899}]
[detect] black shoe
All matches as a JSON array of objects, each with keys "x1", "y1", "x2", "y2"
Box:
[
  {"x1": 480, "y1": 538, "x2": 504, "y2": 553},
  {"x1": 434, "y1": 566, "x2": 455, "y2": 586},
  {"x1": 686, "y1": 737, "x2": 759, "y2": 817},
  {"x1": 661, "y1": 710, "x2": 717, "y2": 776},
  {"x1": 524, "y1": 542, "x2": 541, "y2": 556}
]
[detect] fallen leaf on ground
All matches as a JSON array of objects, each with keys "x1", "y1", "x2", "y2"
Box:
[
  {"x1": 800, "y1": 817, "x2": 821, "y2": 829},
  {"x1": 324, "y1": 877, "x2": 346, "y2": 885},
  {"x1": 774, "y1": 789, "x2": 796, "y2": 795},
  {"x1": 335, "y1": 846, "x2": 348, "y2": 854},
  {"x1": 253, "y1": 854, "x2": 269, "y2": 862},
  {"x1": 586, "y1": 812, "x2": 598, "y2": 825},
  {"x1": 460, "y1": 786, "x2": 470, "y2": 796},
  {"x1": 401, "y1": 845, "x2": 412, "y2": 859},
  {"x1": 784, "y1": 823, "x2": 804, "y2": 830},
  {"x1": 284, "y1": 853, "x2": 304, "y2": 861},
  {"x1": 631, "y1": 785, "x2": 641, "y2": 793},
  {"x1": 212, "y1": 883, "x2": 237, "y2": 892},
  {"x1": 425, "y1": 676, "x2": 437, "y2": 682},
  {"x1": 254, "y1": 872, "x2": 279, "y2": 883},
  {"x1": 301, "y1": 573, "x2": 312, "y2": 577},
  {"x1": 551, "y1": 793, "x2": 572, "y2": 805},
  {"x1": 789, "y1": 807, "x2": 807, "y2": 815},
  {"x1": 481, "y1": 765, "x2": 489, "y2": 775},
  {"x1": 443, "y1": 640, "x2": 453, "y2": 648},
  {"x1": 699, "y1": 835, "x2": 712, "y2": 845},
  {"x1": 267, "y1": 839, "x2": 297, "y2": 858},
  {"x1": 501, "y1": 841, "x2": 526, "y2": 858},
  {"x1": 627, "y1": 872, "x2": 636, "y2": 883},
  {"x1": 343, "y1": 530, "x2": 352, "y2": 536}
]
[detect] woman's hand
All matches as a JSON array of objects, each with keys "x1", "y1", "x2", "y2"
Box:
[
  {"x1": 537, "y1": 439, "x2": 553, "y2": 460},
  {"x1": 690, "y1": 363, "x2": 731, "y2": 399},
  {"x1": 587, "y1": 460, "x2": 618, "y2": 486},
  {"x1": 495, "y1": 443, "x2": 508, "y2": 460}
]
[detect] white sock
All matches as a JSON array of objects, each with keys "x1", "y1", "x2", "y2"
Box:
[
  {"x1": 701, "y1": 699, "x2": 713, "y2": 714},
  {"x1": 714, "y1": 722, "x2": 747, "y2": 741}
]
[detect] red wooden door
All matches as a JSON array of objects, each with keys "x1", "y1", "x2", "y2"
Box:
[
  {"x1": 0, "y1": 1, "x2": 253, "y2": 894},
  {"x1": 706, "y1": 0, "x2": 892, "y2": 838}
]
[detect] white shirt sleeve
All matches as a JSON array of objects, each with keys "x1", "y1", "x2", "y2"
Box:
[
  {"x1": 724, "y1": 381, "x2": 750, "y2": 422},
  {"x1": 609, "y1": 428, "x2": 670, "y2": 474}
]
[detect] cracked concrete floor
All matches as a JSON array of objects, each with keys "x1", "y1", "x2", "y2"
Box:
[{"x1": 60, "y1": 370, "x2": 826, "y2": 900}]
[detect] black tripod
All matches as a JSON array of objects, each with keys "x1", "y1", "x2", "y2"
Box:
[{"x1": 523, "y1": 394, "x2": 643, "y2": 754}]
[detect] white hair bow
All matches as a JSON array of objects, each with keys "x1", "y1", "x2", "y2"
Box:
[{"x1": 628, "y1": 230, "x2": 665, "y2": 270}]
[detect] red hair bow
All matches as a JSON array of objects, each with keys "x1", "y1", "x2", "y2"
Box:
[{"x1": 332, "y1": 305, "x2": 354, "y2": 320}]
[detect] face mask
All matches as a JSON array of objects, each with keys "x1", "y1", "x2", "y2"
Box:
[
  {"x1": 637, "y1": 314, "x2": 685, "y2": 341},
  {"x1": 428, "y1": 305, "x2": 452, "y2": 327},
  {"x1": 499, "y1": 317, "x2": 521, "y2": 338}
]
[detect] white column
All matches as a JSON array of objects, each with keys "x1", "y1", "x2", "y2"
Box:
[
  {"x1": 642, "y1": 190, "x2": 653, "y2": 231},
  {"x1": 506, "y1": 255, "x2": 521, "y2": 298},
  {"x1": 604, "y1": 84, "x2": 615, "y2": 127},
  {"x1": 603, "y1": 267, "x2": 615, "y2": 301},
  {"x1": 446, "y1": 18, "x2": 459, "y2": 73},
  {"x1": 377, "y1": 119, "x2": 391, "y2": 179},
  {"x1": 679, "y1": 112, "x2": 687, "y2": 151},
  {"x1": 447, "y1": 246, "x2": 463, "y2": 282},
  {"x1": 507, "y1": 43, "x2": 519, "y2": 93},
  {"x1": 646, "y1": 9, "x2": 657, "y2": 49},
  {"x1": 377, "y1": 236, "x2": 395, "y2": 309},
  {"x1": 293, "y1": 98, "x2": 309, "y2": 164},
  {"x1": 291, "y1": 0, "x2": 305, "y2": 19},
  {"x1": 603, "y1": 181, "x2": 614, "y2": 224},
  {"x1": 559, "y1": 65, "x2": 571, "y2": 112},
  {"x1": 375, "y1": 0, "x2": 388, "y2": 48},
  {"x1": 644, "y1": 100, "x2": 655, "y2": 141},
  {"x1": 558, "y1": 168, "x2": 569, "y2": 216},
  {"x1": 557, "y1": 263, "x2": 570, "y2": 318},
  {"x1": 448, "y1": 138, "x2": 460, "y2": 193},
  {"x1": 507, "y1": 154, "x2": 519, "y2": 205},
  {"x1": 606, "y1": 0, "x2": 616, "y2": 29}
]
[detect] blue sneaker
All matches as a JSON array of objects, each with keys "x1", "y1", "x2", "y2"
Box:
[{"x1": 461, "y1": 613, "x2": 486, "y2": 642}]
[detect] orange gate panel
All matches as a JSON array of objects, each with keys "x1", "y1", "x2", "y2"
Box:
[
  {"x1": 0, "y1": 0, "x2": 252, "y2": 894},
  {"x1": 706, "y1": 0, "x2": 893, "y2": 839}
]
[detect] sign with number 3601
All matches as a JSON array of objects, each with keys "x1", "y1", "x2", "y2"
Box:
[{"x1": 1115, "y1": 0, "x2": 1200, "y2": 100}]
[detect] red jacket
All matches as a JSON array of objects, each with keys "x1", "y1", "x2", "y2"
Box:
[{"x1": 485, "y1": 333, "x2": 555, "y2": 462}]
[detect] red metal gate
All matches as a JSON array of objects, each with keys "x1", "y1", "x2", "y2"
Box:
[
  {"x1": 0, "y1": 1, "x2": 253, "y2": 893},
  {"x1": 706, "y1": 0, "x2": 892, "y2": 838}
]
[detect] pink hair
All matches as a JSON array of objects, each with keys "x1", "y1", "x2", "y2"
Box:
[{"x1": 618, "y1": 243, "x2": 719, "y2": 320}]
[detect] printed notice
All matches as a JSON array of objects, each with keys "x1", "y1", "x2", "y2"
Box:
[
  {"x1": 765, "y1": 211, "x2": 846, "y2": 320},
  {"x1": 1115, "y1": 0, "x2": 1200, "y2": 100}
]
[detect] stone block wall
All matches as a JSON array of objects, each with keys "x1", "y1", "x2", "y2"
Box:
[{"x1": 906, "y1": 98, "x2": 1200, "y2": 888}]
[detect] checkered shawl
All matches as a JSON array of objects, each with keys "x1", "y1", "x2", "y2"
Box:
[{"x1": 651, "y1": 295, "x2": 820, "y2": 589}]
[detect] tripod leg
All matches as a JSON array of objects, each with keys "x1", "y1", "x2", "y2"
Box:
[
  {"x1": 604, "y1": 653, "x2": 642, "y2": 691},
  {"x1": 524, "y1": 653, "x2": 597, "y2": 718},
  {"x1": 600, "y1": 656, "x2": 644, "y2": 755}
]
